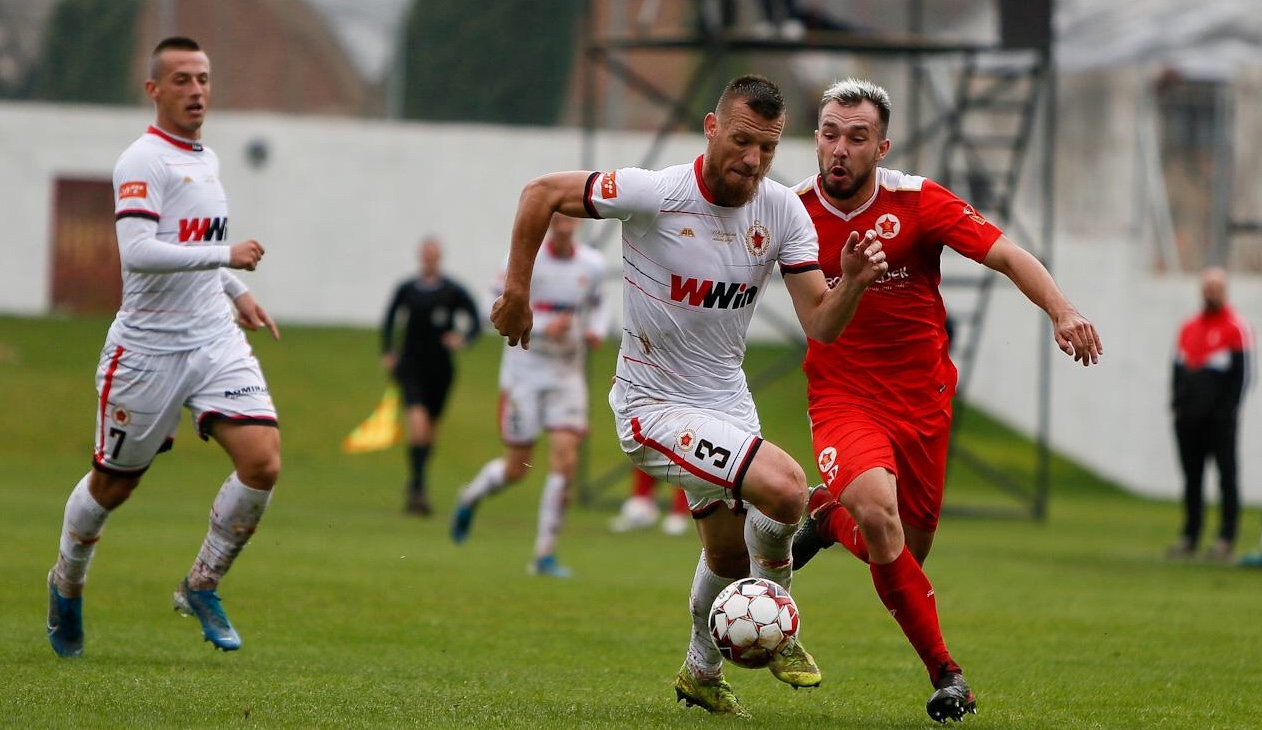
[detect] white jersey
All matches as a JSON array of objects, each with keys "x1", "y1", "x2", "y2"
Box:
[
  {"x1": 588, "y1": 156, "x2": 820, "y2": 420},
  {"x1": 108, "y1": 126, "x2": 237, "y2": 354},
  {"x1": 497, "y1": 240, "x2": 608, "y2": 388}
]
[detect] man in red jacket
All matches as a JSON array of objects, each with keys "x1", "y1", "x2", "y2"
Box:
[{"x1": 1169, "y1": 266, "x2": 1253, "y2": 563}]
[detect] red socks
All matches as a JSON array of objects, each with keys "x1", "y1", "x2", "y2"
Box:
[
  {"x1": 632, "y1": 468, "x2": 656, "y2": 498},
  {"x1": 811, "y1": 489, "x2": 961, "y2": 684},
  {"x1": 815, "y1": 501, "x2": 871, "y2": 563},
  {"x1": 871, "y1": 547, "x2": 959, "y2": 683},
  {"x1": 632, "y1": 469, "x2": 690, "y2": 517},
  {"x1": 671, "y1": 485, "x2": 690, "y2": 515}
]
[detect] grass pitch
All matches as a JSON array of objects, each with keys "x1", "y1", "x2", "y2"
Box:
[{"x1": 1, "y1": 314, "x2": 1259, "y2": 729}]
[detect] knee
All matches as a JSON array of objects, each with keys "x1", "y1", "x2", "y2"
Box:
[
  {"x1": 89, "y1": 471, "x2": 141, "y2": 510},
  {"x1": 851, "y1": 499, "x2": 901, "y2": 545},
  {"x1": 852, "y1": 494, "x2": 899, "y2": 526},
  {"x1": 545, "y1": 431, "x2": 577, "y2": 477},
  {"x1": 753, "y1": 469, "x2": 807, "y2": 524},
  {"x1": 503, "y1": 458, "x2": 530, "y2": 483},
  {"x1": 237, "y1": 451, "x2": 281, "y2": 491},
  {"x1": 549, "y1": 448, "x2": 579, "y2": 480}
]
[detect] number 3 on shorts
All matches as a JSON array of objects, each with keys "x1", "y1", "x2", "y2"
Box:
[{"x1": 693, "y1": 438, "x2": 731, "y2": 469}]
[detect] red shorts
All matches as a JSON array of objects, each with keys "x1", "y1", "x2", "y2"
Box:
[{"x1": 809, "y1": 401, "x2": 952, "y2": 532}]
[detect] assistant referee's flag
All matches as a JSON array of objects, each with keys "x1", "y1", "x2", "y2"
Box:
[{"x1": 342, "y1": 386, "x2": 400, "y2": 453}]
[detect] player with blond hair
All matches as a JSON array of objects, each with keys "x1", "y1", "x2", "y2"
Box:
[{"x1": 792, "y1": 77, "x2": 1102, "y2": 722}]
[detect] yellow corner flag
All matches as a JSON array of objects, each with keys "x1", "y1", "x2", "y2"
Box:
[{"x1": 342, "y1": 385, "x2": 401, "y2": 454}]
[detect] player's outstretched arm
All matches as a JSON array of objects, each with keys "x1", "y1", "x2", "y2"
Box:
[
  {"x1": 786, "y1": 231, "x2": 887, "y2": 343},
  {"x1": 492, "y1": 171, "x2": 595, "y2": 349},
  {"x1": 983, "y1": 236, "x2": 1102, "y2": 366}
]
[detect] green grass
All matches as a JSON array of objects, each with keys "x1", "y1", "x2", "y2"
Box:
[{"x1": 2, "y1": 314, "x2": 1260, "y2": 729}]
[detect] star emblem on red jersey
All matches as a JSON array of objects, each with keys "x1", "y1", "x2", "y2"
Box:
[{"x1": 874, "y1": 213, "x2": 901, "y2": 239}]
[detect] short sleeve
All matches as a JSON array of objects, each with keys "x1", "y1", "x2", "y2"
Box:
[
  {"x1": 778, "y1": 193, "x2": 821, "y2": 275},
  {"x1": 918, "y1": 179, "x2": 1001, "y2": 263},
  {"x1": 584, "y1": 167, "x2": 663, "y2": 225}
]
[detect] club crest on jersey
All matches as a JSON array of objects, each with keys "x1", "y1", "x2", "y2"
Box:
[
  {"x1": 962, "y1": 204, "x2": 990, "y2": 227},
  {"x1": 111, "y1": 407, "x2": 130, "y2": 426},
  {"x1": 745, "y1": 221, "x2": 770, "y2": 257},
  {"x1": 875, "y1": 213, "x2": 900, "y2": 239},
  {"x1": 677, "y1": 430, "x2": 696, "y2": 450},
  {"x1": 817, "y1": 446, "x2": 837, "y2": 473}
]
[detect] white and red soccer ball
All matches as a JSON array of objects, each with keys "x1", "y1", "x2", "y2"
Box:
[{"x1": 708, "y1": 577, "x2": 800, "y2": 668}]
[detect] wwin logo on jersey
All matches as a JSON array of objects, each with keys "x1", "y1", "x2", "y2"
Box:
[
  {"x1": 178, "y1": 217, "x2": 229, "y2": 242},
  {"x1": 670, "y1": 274, "x2": 758, "y2": 309}
]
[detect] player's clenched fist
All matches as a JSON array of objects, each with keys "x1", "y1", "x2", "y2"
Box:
[
  {"x1": 229, "y1": 239, "x2": 264, "y2": 271},
  {"x1": 490, "y1": 291, "x2": 534, "y2": 349}
]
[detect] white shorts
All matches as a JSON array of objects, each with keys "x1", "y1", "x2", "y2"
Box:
[
  {"x1": 612, "y1": 400, "x2": 763, "y2": 515},
  {"x1": 92, "y1": 331, "x2": 277, "y2": 473},
  {"x1": 498, "y1": 370, "x2": 588, "y2": 445}
]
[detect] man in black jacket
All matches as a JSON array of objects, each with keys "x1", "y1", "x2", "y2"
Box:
[
  {"x1": 381, "y1": 237, "x2": 481, "y2": 516},
  {"x1": 1169, "y1": 267, "x2": 1253, "y2": 562}
]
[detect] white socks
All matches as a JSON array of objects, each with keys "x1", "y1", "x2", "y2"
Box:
[
  {"x1": 53, "y1": 474, "x2": 110, "y2": 597},
  {"x1": 686, "y1": 551, "x2": 733, "y2": 678},
  {"x1": 53, "y1": 472, "x2": 272, "y2": 595},
  {"x1": 460, "y1": 458, "x2": 508, "y2": 505},
  {"x1": 188, "y1": 472, "x2": 272, "y2": 590},
  {"x1": 681, "y1": 507, "x2": 798, "y2": 677},
  {"x1": 743, "y1": 505, "x2": 795, "y2": 591},
  {"x1": 533, "y1": 473, "x2": 569, "y2": 558}
]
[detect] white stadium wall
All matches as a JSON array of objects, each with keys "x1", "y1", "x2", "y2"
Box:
[{"x1": 1, "y1": 100, "x2": 1259, "y2": 506}]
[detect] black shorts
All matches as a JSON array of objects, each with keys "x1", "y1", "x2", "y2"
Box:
[{"x1": 394, "y1": 360, "x2": 454, "y2": 419}]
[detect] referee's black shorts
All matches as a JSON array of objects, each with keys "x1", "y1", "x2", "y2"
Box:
[{"x1": 394, "y1": 360, "x2": 454, "y2": 418}]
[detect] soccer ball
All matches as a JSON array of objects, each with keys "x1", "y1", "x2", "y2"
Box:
[{"x1": 708, "y1": 577, "x2": 799, "y2": 669}]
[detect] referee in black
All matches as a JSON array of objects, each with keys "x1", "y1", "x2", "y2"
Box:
[{"x1": 381, "y1": 237, "x2": 481, "y2": 516}]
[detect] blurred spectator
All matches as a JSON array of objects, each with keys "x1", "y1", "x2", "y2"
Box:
[{"x1": 1167, "y1": 266, "x2": 1253, "y2": 562}]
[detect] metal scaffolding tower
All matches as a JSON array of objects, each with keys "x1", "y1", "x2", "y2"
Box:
[{"x1": 578, "y1": 0, "x2": 1056, "y2": 520}]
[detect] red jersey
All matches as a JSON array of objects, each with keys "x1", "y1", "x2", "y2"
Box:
[
  {"x1": 796, "y1": 168, "x2": 1002, "y2": 417},
  {"x1": 1176, "y1": 304, "x2": 1252, "y2": 371},
  {"x1": 1172, "y1": 303, "x2": 1253, "y2": 419}
]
